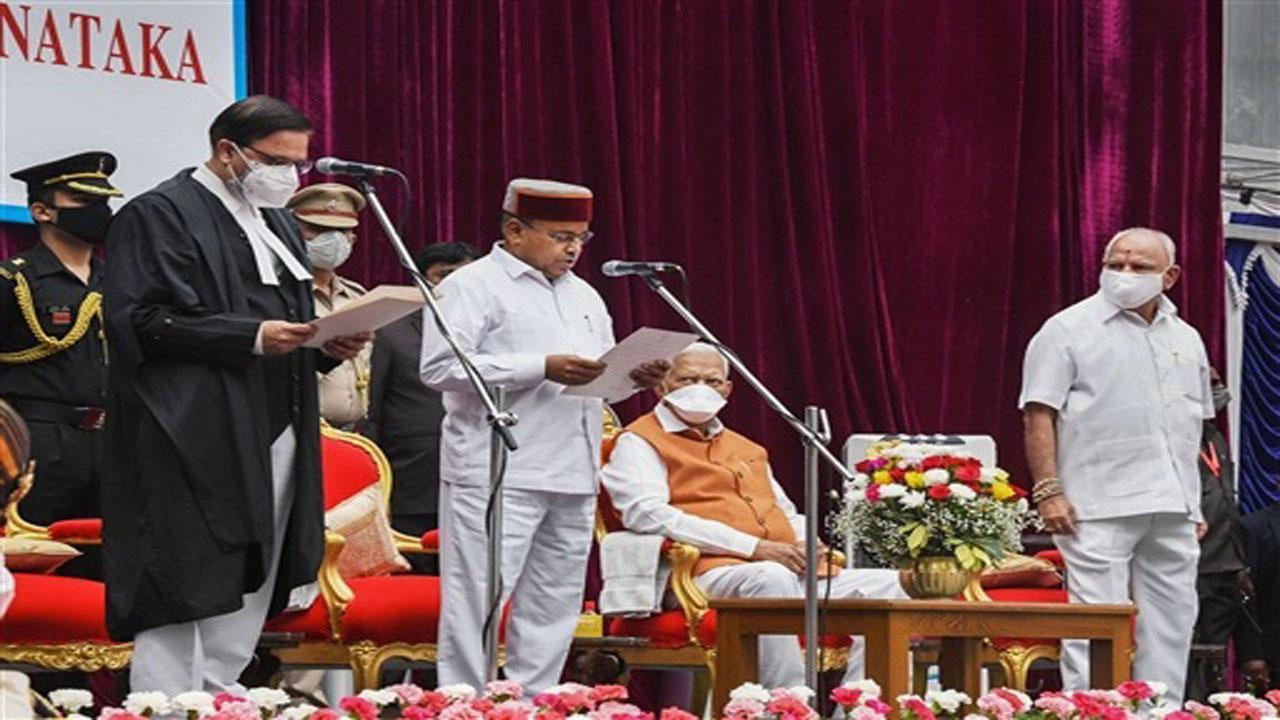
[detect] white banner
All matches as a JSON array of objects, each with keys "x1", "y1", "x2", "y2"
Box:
[{"x1": 0, "y1": 0, "x2": 246, "y2": 222}]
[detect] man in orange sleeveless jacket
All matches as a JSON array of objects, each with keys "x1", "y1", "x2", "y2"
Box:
[{"x1": 601, "y1": 343, "x2": 906, "y2": 688}]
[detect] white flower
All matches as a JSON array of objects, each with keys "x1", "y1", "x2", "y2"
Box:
[
  {"x1": 849, "y1": 474, "x2": 870, "y2": 490},
  {"x1": 545, "y1": 683, "x2": 591, "y2": 695},
  {"x1": 846, "y1": 488, "x2": 867, "y2": 503},
  {"x1": 878, "y1": 484, "x2": 907, "y2": 499},
  {"x1": 438, "y1": 683, "x2": 478, "y2": 701},
  {"x1": 566, "y1": 715, "x2": 592, "y2": 720},
  {"x1": 899, "y1": 491, "x2": 926, "y2": 509},
  {"x1": 923, "y1": 469, "x2": 950, "y2": 487},
  {"x1": 978, "y1": 467, "x2": 1000, "y2": 484},
  {"x1": 359, "y1": 688, "x2": 399, "y2": 707},
  {"x1": 247, "y1": 687, "x2": 290, "y2": 709},
  {"x1": 1149, "y1": 704, "x2": 1181, "y2": 718},
  {"x1": 124, "y1": 691, "x2": 171, "y2": 716},
  {"x1": 784, "y1": 686, "x2": 816, "y2": 701},
  {"x1": 843, "y1": 679, "x2": 881, "y2": 699},
  {"x1": 926, "y1": 689, "x2": 972, "y2": 713},
  {"x1": 172, "y1": 691, "x2": 216, "y2": 714},
  {"x1": 949, "y1": 484, "x2": 977, "y2": 500},
  {"x1": 66, "y1": 715, "x2": 93, "y2": 720},
  {"x1": 964, "y1": 715, "x2": 988, "y2": 720},
  {"x1": 281, "y1": 706, "x2": 320, "y2": 720},
  {"x1": 729, "y1": 682, "x2": 773, "y2": 704},
  {"x1": 1147, "y1": 682, "x2": 1168, "y2": 699},
  {"x1": 1015, "y1": 498, "x2": 1029, "y2": 513},
  {"x1": 50, "y1": 689, "x2": 94, "y2": 712}
]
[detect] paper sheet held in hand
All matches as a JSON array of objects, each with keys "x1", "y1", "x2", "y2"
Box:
[
  {"x1": 303, "y1": 285, "x2": 425, "y2": 347},
  {"x1": 562, "y1": 327, "x2": 700, "y2": 403}
]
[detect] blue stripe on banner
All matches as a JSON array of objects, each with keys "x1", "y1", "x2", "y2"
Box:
[
  {"x1": 233, "y1": 0, "x2": 248, "y2": 98},
  {"x1": 0, "y1": 205, "x2": 32, "y2": 224},
  {"x1": 1229, "y1": 212, "x2": 1280, "y2": 229},
  {"x1": 1237, "y1": 242, "x2": 1280, "y2": 513}
]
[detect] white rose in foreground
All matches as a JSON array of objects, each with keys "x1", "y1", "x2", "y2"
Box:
[
  {"x1": 439, "y1": 684, "x2": 478, "y2": 701},
  {"x1": 281, "y1": 706, "x2": 320, "y2": 720},
  {"x1": 879, "y1": 484, "x2": 907, "y2": 498},
  {"x1": 784, "y1": 686, "x2": 816, "y2": 701},
  {"x1": 359, "y1": 688, "x2": 400, "y2": 707},
  {"x1": 729, "y1": 682, "x2": 772, "y2": 704},
  {"x1": 900, "y1": 491, "x2": 926, "y2": 509},
  {"x1": 50, "y1": 689, "x2": 94, "y2": 712},
  {"x1": 949, "y1": 483, "x2": 977, "y2": 500},
  {"x1": 979, "y1": 467, "x2": 1000, "y2": 484},
  {"x1": 923, "y1": 469, "x2": 949, "y2": 486},
  {"x1": 172, "y1": 690, "x2": 216, "y2": 714},
  {"x1": 843, "y1": 679, "x2": 881, "y2": 698},
  {"x1": 124, "y1": 691, "x2": 171, "y2": 716},
  {"x1": 927, "y1": 689, "x2": 972, "y2": 713},
  {"x1": 247, "y1": 687, "x2": 290, "y2": 709},
  {"x1": 849, "y1": 474, "x2": 870, "y2": 490}
]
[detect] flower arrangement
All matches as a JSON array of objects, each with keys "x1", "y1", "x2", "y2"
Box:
[
  {"x1": 828, "y1": 441, "x2": 1038, "y2": 571},
  {"x1": 41, "y1": 681, "x2": 1280, "y2": 720}
]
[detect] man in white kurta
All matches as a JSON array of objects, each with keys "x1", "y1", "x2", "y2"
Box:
[
  {"x1": 1020, "y1": 228, "x2": 1213, "y2": 702},
  {"x1": 420, "y1": 179, "x2": 664, "y2": 692},
  {"x1": 600, "y1": 344, "x2": 906, "y2": 689}
]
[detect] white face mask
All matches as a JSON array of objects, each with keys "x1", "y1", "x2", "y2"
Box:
[
  {"x1": 229, "y1": 144, "x2": 300, "y2": 208},
  {"x1": 1100, "y1": 268, "x2": 1165, "y2": 309},
  {"x1": 663, "y1": 383, "x2": 727, "y2": 425},
  {"x1": 307, "y1": 230, "x2": 353, "y2": 270}
]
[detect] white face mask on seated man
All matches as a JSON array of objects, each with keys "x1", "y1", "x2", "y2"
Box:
[{"x1": 662, "y1": 383, "x2": 728, "y2": 425}]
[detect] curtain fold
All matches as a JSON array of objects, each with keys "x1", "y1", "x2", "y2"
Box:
[{"x1": 0, "y1": 0, "x2": 1224, "y2": 489}]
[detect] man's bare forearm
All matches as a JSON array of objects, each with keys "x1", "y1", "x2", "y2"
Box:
[{"x1": 1023, "y1": 404, "x2": 1059, "y2": 481}]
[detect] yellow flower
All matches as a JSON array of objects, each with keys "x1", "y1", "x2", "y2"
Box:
[
  {"x1": 873, "y1": 470, "x2": 892, "y2": 485},
  {"x1": 905, "y1": 471, "x2": 925, "y2": 489},
  {"x1": 990, "y1": 482, "x2": 1015, "y2": 501}
]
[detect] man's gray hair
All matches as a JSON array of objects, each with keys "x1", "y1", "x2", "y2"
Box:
[
  {"x1": 675, "y1": 341, "x2": 730, "y2": 377},
  {"x1": 1102, "y1": 227, "x2": 1177, "y2": 266}
]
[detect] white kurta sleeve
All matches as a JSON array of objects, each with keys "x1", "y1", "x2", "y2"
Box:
[
  {"x1": 600, "y1": 432, "x2": 761, "y2": 558},
  {"x1": 1019, "y1": 322, "x2": 1074, "y2": 411},
  {"x1": 768, "y1": 465, "x2": 807, "y2": 539},
  {"x1": 419, "y1": 278, "x2": 546, "y2": 392},
  {"x1": 0, "y1": 553, "x2": 12, "y2": 618}
]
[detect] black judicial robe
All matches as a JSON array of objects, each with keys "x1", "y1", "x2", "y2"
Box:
[{"x1": 100, "y1": 169, "x2": 327, "y2": 640}]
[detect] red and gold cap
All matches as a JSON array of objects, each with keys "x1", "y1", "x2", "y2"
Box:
[{"x1": 503, "y1": 178, "x2": 593, "y2": 222}]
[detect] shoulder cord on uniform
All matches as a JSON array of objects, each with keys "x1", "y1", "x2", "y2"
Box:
[{"x1": 0, "y1": 268, "x2": 103, "y2": 364}]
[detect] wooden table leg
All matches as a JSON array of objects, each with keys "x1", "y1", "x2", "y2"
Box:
[
  {"x1": 713, "y1": 609, "x2": 757, "y2": 716},
  {"x1": 874, "y1": 619, "x2": 912, "y2": 704},
  {"x1": 940, "y1": 637, "x2": 983, "y2": 698},
  {"x1": 1089, "y1": 622, "x2": 1132, "y2": 689}
]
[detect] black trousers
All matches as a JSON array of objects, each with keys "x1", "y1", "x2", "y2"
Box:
[
  {"x1": 22, "y1": 420, "x2": 102, "y2": 525},
  {"x1": 1186, "y1": 571, "x2": 1245, "y2": 700}
]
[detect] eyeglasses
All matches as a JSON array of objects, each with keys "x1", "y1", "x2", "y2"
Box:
[
  {"x1": 512, "y1": 214, "x2": 594, "y2": 245},
  {"x1": 238, "y1": 143, "x2": 314, "y2": 174}
]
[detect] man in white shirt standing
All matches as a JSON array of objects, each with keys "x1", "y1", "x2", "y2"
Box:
[
  {"x1": 1020, "y1": 227, "x2": 1213, "y2": 702},
  {"x1": 420, "y1": 179, "x2": 665, "y2": 692},
  {"x1": 600, "y1": 343, "x2": 905, "y2": 689}
]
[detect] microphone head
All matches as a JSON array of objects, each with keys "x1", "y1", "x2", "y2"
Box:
[
  {"x1": 600, "y1": 260, "x2": 625, "y2": 277},
  {"x1": 315, "y1": 157, "x2": 341, "y2": 174}
]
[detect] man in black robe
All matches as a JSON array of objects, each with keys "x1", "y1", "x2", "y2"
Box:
[{"x1": 101, "y1": 95, "x2": 369, "y2": 695}]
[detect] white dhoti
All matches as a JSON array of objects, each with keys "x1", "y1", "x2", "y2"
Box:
[
  {"x1": 695, "y1": 562, "x2": 907, "y2": 688},
  {"x1": 1054, "y1": 512, "x2": 1199, "y2": 703},
  {"x1": 131, "y1": 426, "x2": 298, "y2": 696},
  {"x1": 437, "y1": 481, "x2": 595, "y2": 693}
]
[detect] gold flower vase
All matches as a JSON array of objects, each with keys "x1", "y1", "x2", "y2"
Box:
[{"x1": 898, "y1": 556, "x2": 975, "y2": 599}]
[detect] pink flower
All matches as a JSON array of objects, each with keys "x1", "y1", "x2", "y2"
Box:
[
  {"x1": 310, "y1": 710, "x2": 343, "y2": 720},
  {"x1": 403, "y1": 707, "x2": 436, "y2": 720},
  {"x1": 831, "y1": 687, "x2": 864, "y2": 708},
  {"x1": 660, "y1": 709, "x2": 699, "y2": 720},
  {"x1": 489, "y1": 700, "x2": 534, "y2": 720},
  {"x1": 1166, "y1": 713, "x2": 1198, "y2": 720},
  {"x1": 1185, "y1": 702, "x2": 1221, "y2": 720},
  {"x1": 213, "y1": 692, "x2": 245, "y2": 710},
  {"x1": 1267, "y1": 691, "x2": 1280, "y2": 708},
  {"x1": 390, "y1": 682, "x2": 427, "y2": 706},
  {"x1": 990, "y1": 689, "x2": 1030, "y2": 712},
  {"x1": 592, "y1": 701, "x2": 652, "y2": 720},
  {"x1": 901, "y1": 697, "x2": 938, "y2": 720},
  {"x1": 1033, "y1": 695, "x2": 1076, "y2": 720},
  {"x1": 487, "y1": 680, "x2": 525, "y2": 701},
  {"x1": 340, "y1": 696, "x2": 381, "y2": 720},
  {"x1": 1098, "y1": 707, "x2": 1130, "y2": 720},
  {"x1": 867, "y1": 699, "x2": 894, "y2": 715},
  {"x1": 1221, "y1": 698, "x2": 1268, "y2": 720},
  {"x1": 420, "y1": 691, "x2": 452, "y2": 711},
  {"x1": 977, "y1": 694, "x2": 1015, "y2": 720},
  {"x1": 207, "y1": 701, "x2": 262, "y2": 720},
  {"x1": 866, "y1": 485, "x2": 882, "y2": 502},
  {"x1": 850, "y1": 707, "x2": 889, "y2": 720},
  {"x1": 438, "y1": 703, "x2": 486, "y2": 720},
  {"x1": 99, "y1": 710, "x2": 147, "y2": 720},
  {"x1": 766, "y1": 693, "x2": 817, "y2": 720},
  {"x1": 471, "y1": 698, "x2": 496, "y2": 714},
  {"x1": 591, "y1": 685, "x2": 629, "y2": 703},
  {"x1": 722, "y1": 698, "x2": 767, "y2": 719},
  {"x1": 1117, "y1": 682, "x2": 1156, "y2": 703}
]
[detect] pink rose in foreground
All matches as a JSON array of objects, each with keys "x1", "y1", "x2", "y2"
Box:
[
  {"x1": 488, "y1": 700, "x2": 534, "y2": 720},
  {"x1": 831, "y1": 687, "x2": 864, "y2": 707},
  {"x1": 1033, "y1": 695, "x2": 1076, "y2": 720},
  {"x1": 207, "y1": 700, "x2": 261, "y2": 720},
  {"x1": 403, "y1": 707, "x2": 436, "y2": 720},
  {"x1": 1166, "y1": 713, "x2": 1198, "y2": 720},
  {"x1": 660, "y1": 708, "x2": 700, "y2": 720},
  {"x1": 420, "y1": 691, "x2": 452, "y2": 712},
  {"x1": 438, "y1": 702, "x2": 486, "y2": 720},
  {"x1": 310, "y1": 710, "x2": 342, "y2": 720},
  {"x1": 1117, "y1": 681, "x2": 1156, "y2": 702},
  {"x1": 977, "y1": 694, "x2": 1015, "y2": 720},
  {"x1": 99, "y1": 710, "x2": 147, "y2": 720},
  {"x1": 849, "y1": 706, "x2": 889, "y2": 720},
  {"x1": 867, "y1": 698, "x2": 894, "y2": 715},
  {"x1": 487, "y1": 680, "x2": 525, "y2": 701},
  {"x1": 1267, "y1": 690, "x2": 1280, "y2": 707},
  {"x1": 722, "y1": 698, "x2": 767, "y2": 719},
  {"x1": 340, "y1": 696, "x2": 381, "y2": 720},
  {"x1": 213, "y1": 692, "x2": 244, "y2": 710},
  {"x1": 591, "y1": 685, "x2": 630, "y2": 703},
  {"x1": 390, "y1": 682, "x2": 427, "y2": 706},
  {"x1": 901, "y1": 697, "x2": 938, "y2": 720},
  {"x1": 1185, "y1": 701, "x2": 1222, "y2": 720},
  {"x1": 765, "y1": 692, "x2": 818, "y2": 720}
]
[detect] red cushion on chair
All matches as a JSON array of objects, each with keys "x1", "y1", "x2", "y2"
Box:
[
  {"x1": 321, "y1": 432, "x2": 384, "y2": 510},
  {"x1": 421, "y1": 530, "x2": 439, "y2": 551},
  {"x1": 610, "y1": 608, "x2": 716, "y2": 649},
  {"x1": 0, "y1": 574, "x2": 114, "y2": 643},
  {"x1": 984, "y1": 587, "x2": 1069, "y2": 650},
  {"x1": 1034, "y1": 549, "x2": 1065, "y2": 570},
  {"x1": 265, "y1": 594, "x2": 334, "y2": 641},
  {"x1": 341, "y1": 575, "x2": 443, "y2": 644},
  {"x1": 48, "y1": 518, "x2": 103, "y2": 541}
]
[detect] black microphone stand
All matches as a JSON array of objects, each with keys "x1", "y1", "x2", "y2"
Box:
[
  {"x1": 632, "y1": 269, "x2": 852, "y2": 698},
  {"x1": 356, "y1": 176, "x2": 517, "y2": 681}
]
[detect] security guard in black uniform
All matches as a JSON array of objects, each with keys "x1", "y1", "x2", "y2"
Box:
[{"x1": 1, "y1": 151, "x2": 121, "y2": 529}]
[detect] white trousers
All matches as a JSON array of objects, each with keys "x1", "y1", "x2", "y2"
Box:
[
  {"x1": 1054, "y1": 513, "x2": 1199, "y2": 703},
  {"x1": 437, "y1": 482, "x2": 595, "y2": 694},
  {"x1": 0, "y1": 671, "x2": 32, "y2": 720},
  {"x1": 131, "y1": 427, "x2": 298, "y2": 696},
  {"x1": 696, "y1": 562, "x2": 907, "y2": 688}
]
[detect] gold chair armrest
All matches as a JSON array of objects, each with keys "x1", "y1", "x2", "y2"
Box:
[
  {"x1": 665, "y1": 541, "x2": 710, "y2": 646},
  {"x1": 318, "y1": 530, "x2": 356, "y2": 641},
  {"x1": 831, "y1": 549, "x2": 847, "y2": 567},
  {"x1": 392, "y1": 529, "x2": 435, "y2": 555},
  {"x1": 4, "y1": 464, "x2": 51, "y2": 540}
]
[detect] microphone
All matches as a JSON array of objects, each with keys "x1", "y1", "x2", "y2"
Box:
[
  {"x1": 314, "y1": 157, "x2": 399, "y2": 177},
  {"x1": 601, "y1": 260, "x2": 681, "y2": 277}
]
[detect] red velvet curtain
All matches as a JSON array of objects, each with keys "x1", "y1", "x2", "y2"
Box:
[{"x1": 0, "y1": 0, "x2": 1223, "y2": 488}]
